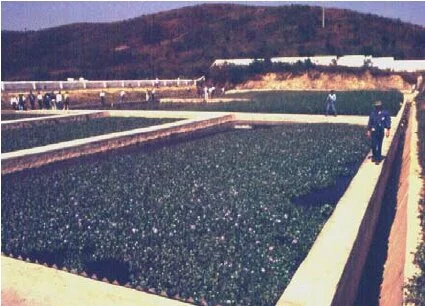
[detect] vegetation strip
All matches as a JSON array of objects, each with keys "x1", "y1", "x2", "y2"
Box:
[
  {"x1": 1, "y1": 123, "x2": 369, "y2": 305},
  {"x1": 1, "y1": 117, "x2": 177, "y2": 153},
  {"x1": 1, "y1": 113, "x2": 53, "y2": 121}
]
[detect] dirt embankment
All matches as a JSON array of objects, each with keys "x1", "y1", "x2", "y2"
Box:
[{"x1": 236, "y1": 71, "x2": 413, "y2": 91}]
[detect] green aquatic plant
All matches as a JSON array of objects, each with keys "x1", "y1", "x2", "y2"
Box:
[{"x1": 1, "y1": 123, "x2": 370, "y2": 305}]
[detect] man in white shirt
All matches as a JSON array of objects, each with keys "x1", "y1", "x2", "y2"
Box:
[
  {"x1": 10, "y1": 96, "x2": 18, "y2": 110},
  {"x1": 56, "y1": 91, "x2": 63, "y2": 110},
  {"x1": 325, "y1": 90, "x2": 337, "y2": 116},
  {"x1": 120, "y1": 90, "x2": 126, "y2": 104},
  {"x1": 100, "y1": 90, "x2": 106, "y2": 106},
  {"x1": 37, "y1": 92, "x2": 43, "y2": 109}
]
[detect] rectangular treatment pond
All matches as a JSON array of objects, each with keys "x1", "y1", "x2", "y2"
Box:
[
  {"x1": 87, "y1": 90, "x2": 403, "y2": 116},
  {"x1": 1, "y1": 117, "x2": 179, "y2": 153},
  {"x1": 1, "y1": 114, "x2": 234, "y2": 175},
  {"x1": 1, "y1": 123, "x2": 370, "y2": 305}
]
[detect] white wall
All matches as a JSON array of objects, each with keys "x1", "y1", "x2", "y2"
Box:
[{"x1": 337, "y1": 55, "x2": 370, "y2": 68}]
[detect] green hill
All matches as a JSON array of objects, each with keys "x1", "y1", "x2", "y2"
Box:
[{"x1": 2, "y1": 3, "x2": 425, "y2": 81}]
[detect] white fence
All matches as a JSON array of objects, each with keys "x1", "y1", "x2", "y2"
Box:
[{"x1": 1, "y1": 78, "x2": 198, "y2": 92}]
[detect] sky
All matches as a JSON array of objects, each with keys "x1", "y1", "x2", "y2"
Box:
[{"x1": 1, "y1": 1, "x2": 425, "y2": 32}]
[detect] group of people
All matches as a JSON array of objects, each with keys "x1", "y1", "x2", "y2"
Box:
[
  {"x1": 10, "y1": 90, "x2": 70, "y2": 111},
  {"x1": 99, "y1": 90, "x2": 127, "y2": 107},
  {"x1": 99, "y1": 89, "x2": 160, "y2": 107},
  {"x1": 324, "y1": 90, "x2": 391, "y2": 165},
  {"x1": 196, "y1": 84, "x2": 225, "y2": 102}
]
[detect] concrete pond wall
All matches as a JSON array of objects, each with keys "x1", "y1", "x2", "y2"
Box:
[
  {"x1": 1, "y1": 112, "x2": 235, "y2": 175},
  {"x1": 379, "y1": 101, "x2": 423, "y2": 306},
  {"x1": 1, "y1": 95, "x2": 420, "y2": 305}
]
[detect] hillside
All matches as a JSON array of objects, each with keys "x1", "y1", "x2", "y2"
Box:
[
  {"x1": 2, "y1": 3, "x2": 425, "y2": 81},
  {"x1": 234, "y1": 70, "x2": 412, "y2": 91}
]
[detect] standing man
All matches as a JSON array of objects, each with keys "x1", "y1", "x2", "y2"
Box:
[
  {"x1": 28, "y1": 90, "x2": 36, "y2": 110},
  {"x1": 325, "y1": 90, "x2": 337, "y2": 116},
  {"x1": 37, "y1": 91, "x2": 43, "y2": 109},
  {"x1": 18, "y1": 93, "x2": 26, "y2": 110},
  {"x1": 120, "y1": 90, "x2": 126, "y2": 104},
  {"x1": 151, "y1": 88, "x2": 156, "y2": 103},
  {"x1": 50, "y1": 91, "x2": 57, "y2": 110},
  {"x1": 56, "y1": 91, "x2": 63, "y2": 110},
  {"x1": 203, "y1": 85, "x2": 209, "y2": 102},
  {"x1": 63, "y1": 91, "x2": 70, "y2": 111},
  {"x1": 367, "y1": 100, "x2": 391, "y2": 164},
  {"x1": 43, "y1": 92, "x2": 51, "y2": 109},
  {"x1": 100, "y1": 90, "x2": 106, "y2": 107},
  {"x1": 10, "y1": 95, "x2": 18, "y2": 110}
]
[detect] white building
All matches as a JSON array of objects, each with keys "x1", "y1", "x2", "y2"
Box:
[
  {"x1": 392, "y1": 60, "x2": 425, "y2": 72},
  {"x1": 336, "y1": 55, "x2": 371, "y2": 68},
  {"x1": 211, "y1": 58, "x2": 263, "y2": 67},
  {"x1": 308, "y1": 56, "x2": 337, "y2": 66},
  {"x1": 369, "y1": 57, "x2": 395, "y2": 70}
]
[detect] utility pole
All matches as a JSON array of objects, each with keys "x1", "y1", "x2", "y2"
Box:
[{"x1": 322, "y1": 6, "x2": 325, "y2": 29}]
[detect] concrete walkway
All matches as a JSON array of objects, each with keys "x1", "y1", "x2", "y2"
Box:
[{"x1": 1, "y1": 256, "x2": 191, "y2": 306}]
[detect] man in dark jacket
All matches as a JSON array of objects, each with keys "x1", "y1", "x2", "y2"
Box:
[
  {"x1": 367, "y1": 100, "x2": 391, "y2": 164},
  {"x1": 28, "y1": 90, "x2": 36, "y2": 110}
]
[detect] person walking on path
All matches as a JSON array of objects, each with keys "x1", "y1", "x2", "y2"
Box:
[
  {"x1": 100, "y1": 90, "x2": 106, "y2": 107},
  {"x1": 325, "y1": 90, "x2": 337, "y2": 116},
  {"x1": 367, "y1": 100, "x2": 391, "y2": 164}
]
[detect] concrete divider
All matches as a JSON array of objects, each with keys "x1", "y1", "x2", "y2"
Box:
[
  {"x1": 1, "y1": 256, "x2": 192, "y2": 306},
  {"x1": 276, "y1": 96, "x2": 411, "y2": 306},
  {"x1": 233, "y1": 112, "x2": 367, "y2": 126},
  {"x1": 1, "y1": 114, "x2": 235, "y2": 175}
]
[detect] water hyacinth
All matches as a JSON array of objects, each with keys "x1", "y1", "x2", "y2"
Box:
[
  {"x1": 1, "y1": 117, "x2": 177, "y2": 153},
  {"x1": 2, "y1": 123, "x2": 369, "y2": 305}
]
